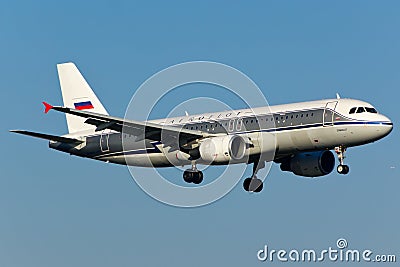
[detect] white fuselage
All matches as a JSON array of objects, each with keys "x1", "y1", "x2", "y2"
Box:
[{"x1": 63, "y1": 98, "x2": 393, "y2": 167}]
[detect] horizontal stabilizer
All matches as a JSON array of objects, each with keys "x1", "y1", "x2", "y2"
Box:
[{"x1": 10, "y1": 130, "x2": 83, "y2": 144}]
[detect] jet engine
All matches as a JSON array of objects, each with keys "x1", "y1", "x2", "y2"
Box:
[
  {"x1": 199, "y1": 135, "x2": 247, "y2": 163},
  {"x1": 280, "y1": 150, "x2": 335, "y2": 177}
]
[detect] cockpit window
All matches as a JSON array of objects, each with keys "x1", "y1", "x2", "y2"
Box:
[
  {"x1": 350, "y1": 106, "x2": 377, "y2": 115},
  {"x1": 356, "y1": 107, "x2": 365, "y2": 113},
  {"x1": 365, "y1": 107, "x2": 378, "y2": 113}
]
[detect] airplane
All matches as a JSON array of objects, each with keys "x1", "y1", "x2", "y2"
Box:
[{"x1": 11, "y1": 62, "x2": 393, "y2": 193}]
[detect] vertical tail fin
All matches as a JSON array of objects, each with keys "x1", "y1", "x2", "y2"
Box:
[{"x1": 57, "y1": 62, "x2": 109, "y2": 133}]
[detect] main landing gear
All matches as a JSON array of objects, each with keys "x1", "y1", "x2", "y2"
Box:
[
  {"x1": 183, "y1": 161, "x2": 203, "y2": 184},
  {"x1": 335, "y1": 145, "x2": 350, "y2": 175},
  {"x1": 243, "y1": 160, "x2": 265, "y2": 193}
]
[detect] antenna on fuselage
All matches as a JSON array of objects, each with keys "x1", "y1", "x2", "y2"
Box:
[
  {"x1": 185, "y1": 111, "x2": 189, "y2": 117},
  {"x1": 336, "y1": 93, "x2": 341, "y2": 99}
]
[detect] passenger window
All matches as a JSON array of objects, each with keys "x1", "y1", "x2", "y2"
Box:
[
  {"x1": 349, "y1": 107, "x2": 357, "y2": 114},
  {"x1": 356, "y1": 107, "x2": 365, "y2": 113}
]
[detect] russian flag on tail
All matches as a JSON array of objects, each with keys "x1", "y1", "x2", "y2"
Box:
[{"x1": 74, "y1": 101, "x2": 94, "y2": 110}]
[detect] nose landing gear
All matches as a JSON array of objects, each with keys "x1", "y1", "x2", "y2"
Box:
[{"x1": 335, "y1": 145, "x2": 350, "y2": 174}]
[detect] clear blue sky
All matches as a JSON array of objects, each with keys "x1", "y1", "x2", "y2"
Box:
[{"x1": 1, "y1": 1, "x2": 399, "y2": 266}]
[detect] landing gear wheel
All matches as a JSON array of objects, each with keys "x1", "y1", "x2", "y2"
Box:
[
  {"x1": 183, "y1": 170, "x2": 203, "y2": 184},
  {"x1": 192, "y1": 171, "x2": 203, "y2": 184},
  {"x1": 250, "y1": 178, "x2": 263, "y2": 192},
  {"x1": 183, "y1": 171, "x2": 193, "y2": 183},
  {"x1": 337, "y1": 164, "x2": 349, "y2": 174},
  {"x1": 243, "y1": 177, "x2": 263, "y2": 193},
  {"x1": 243, "y1": 178, "x2": 251, "y2": 191}
]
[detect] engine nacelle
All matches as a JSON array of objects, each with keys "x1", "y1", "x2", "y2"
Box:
[
  {"x1": 280, "y1": 150, "x2": 335, "y2": 177},
  {"x1": 199, "y1": 135, "x2": 246, "y2": 163}
]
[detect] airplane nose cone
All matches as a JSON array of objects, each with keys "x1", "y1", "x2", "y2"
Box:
[
  {"x1": 383, "y1": 123, "x2": 393, "y2": 136},
  {"x1": 377, "y1": 115, "x2": 393, "y2": 138}
]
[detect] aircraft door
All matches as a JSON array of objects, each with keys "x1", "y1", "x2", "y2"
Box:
[
  {"x1": 236, "y1": 118, "x2": 243, "y2": 131},
  {"x1": 228, "y1": 119, "x2": 235, "y2": 132},
  {"x1": 323, "y1": 101, "x2": 338, "y2": 126},
  {"x1": 100, "y1": 131, "x2": 110, "y2": 152}
]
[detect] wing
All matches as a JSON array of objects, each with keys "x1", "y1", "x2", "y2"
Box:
[
  {"x1": 10, "y1": 130, "x2": 83, "y2": 144},
  {"x1": 45, "y1": 103, "x2": 221, "y2": 151}
]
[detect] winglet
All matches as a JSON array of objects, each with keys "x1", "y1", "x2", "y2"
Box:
[{"x1": 42, "y1": 102, "x2": 53, "y2": 113}]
